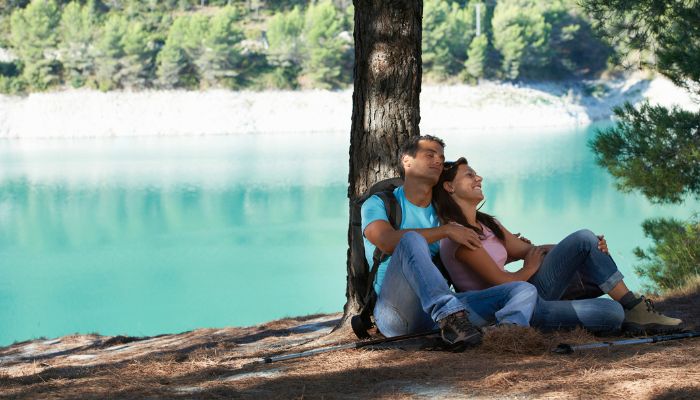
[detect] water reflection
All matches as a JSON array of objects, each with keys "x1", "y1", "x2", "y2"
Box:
[
  {"x1": 0, "y1": 133, "x2": 348, "y2": 189},
  {"x1": 0, "y1": 183, "x2": 346, "y2": 250}
]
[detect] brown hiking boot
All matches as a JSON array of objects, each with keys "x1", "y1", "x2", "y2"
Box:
[
  {"x1": 438, "y1": 311, "x2": 482, "y2": 351},
  {"x1": 622, "y1": 296, "x2": 684, "y2": 335}
]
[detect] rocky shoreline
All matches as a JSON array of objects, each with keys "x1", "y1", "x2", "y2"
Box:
[{"x1": 0, "y1": 74, "x2": 695, "y2": 139}]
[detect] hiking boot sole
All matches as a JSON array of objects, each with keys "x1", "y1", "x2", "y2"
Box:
[
  {"x1": 440, "y1": 333, "x2": 482, "y2": 352},
  {"x1": 622, "y1": 322, "x2": 685, "y2": 336},
  {"x1": 441, "y1": 331, "x2": 482, "y2": 345},
  {"x1": 440, "y1": 339, "x2": 481, "y2": 353}
]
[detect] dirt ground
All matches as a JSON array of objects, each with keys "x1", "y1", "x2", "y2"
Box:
[{"x1": 1, "y1": 280, "x2": 699, "y2": 400}]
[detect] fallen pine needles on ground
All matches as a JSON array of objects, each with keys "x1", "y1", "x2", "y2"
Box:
[{"x1": 0, "y1": 286, "x2": 698, "y2": 399}]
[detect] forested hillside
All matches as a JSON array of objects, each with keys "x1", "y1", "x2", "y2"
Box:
[{"x1": 0, "y1": 0, "x2": 617, "y2": 93}]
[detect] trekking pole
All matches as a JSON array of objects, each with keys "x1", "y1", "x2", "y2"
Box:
[
  {"x1": 554, "y1": 331, "x2": 700, "y2": 354},
  {"x1": 262, "y1": 328, "x2": 441, "y2": 364}
]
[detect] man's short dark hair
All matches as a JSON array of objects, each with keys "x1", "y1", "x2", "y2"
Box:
[{"x1": 398, "y1": 134, "x2": 445, "y2": 179}]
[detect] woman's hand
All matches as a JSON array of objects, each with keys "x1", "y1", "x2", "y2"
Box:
[
  {"x1": 513, "y1": 233, "x2": 532, "y2": 244},
  {"x1": 597, "y1": 234, "x2": 609, "y2": 254},
  {"x1": 523, "y1": 246, "x2": 546, "y2": 273},
  {"x1": 506, "y1": 232, "x2": 531, "y2": 263},
  {"x1": 538, "y1": 244, "x2": 555, "y2": 254},
  {"x1": 444, "y1": 222, "x2": 482, "y2": 250}
]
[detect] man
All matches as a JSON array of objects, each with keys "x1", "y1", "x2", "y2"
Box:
[{"x1": 362, "y1": 135, "x2": 539, "y2": 349}]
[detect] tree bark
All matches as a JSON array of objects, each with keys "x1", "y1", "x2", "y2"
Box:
[{"x1": 342, "y1": 0, "x2": 423, "y2": 323}]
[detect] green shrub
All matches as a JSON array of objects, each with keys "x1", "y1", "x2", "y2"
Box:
[
  {"x1": 0, "y1": 75, "x2": 27, "y2": 94},
  {"x1": 634, "y1": 216, "x2": 700, "y2": 292}
]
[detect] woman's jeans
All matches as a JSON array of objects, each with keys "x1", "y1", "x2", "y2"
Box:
[
  {"x1": 528, "y1": 229, "x2": 625, "y2": 333},
  {"x1": 374, "y1": 232, "x2": 538, "y2": 337}
]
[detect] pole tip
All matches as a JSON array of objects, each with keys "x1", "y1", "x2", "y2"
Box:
[{"x1": 553, "y1": 343, "x2": 573, "y2": 354}]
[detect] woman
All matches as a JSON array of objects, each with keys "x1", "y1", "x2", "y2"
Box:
[{"x1": 433, "y1": 157, "x2": 683, "y2": 334}]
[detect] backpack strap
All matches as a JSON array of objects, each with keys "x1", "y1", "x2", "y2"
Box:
[
  {"x1": 371, "y1": 191, "x2": 401, "y2": 269},
  {"x1": 352, "y1": 190, "x2": 402, "y2": 339},
  {"x1": 377, "y1": 191, "x2": 402, "y2": 233},
  {"x1": 365, "y1": 191, "x2": 401, "y2": 292}
]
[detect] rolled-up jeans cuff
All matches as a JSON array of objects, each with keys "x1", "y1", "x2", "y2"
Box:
[
  {"x1": 462, "y1": 303, "x2": 488, "y2": 327},
  {"x1": 599, "y1": 270, "x2": 624, "y2": 293},
  {"x1": 434, "y1": 303, "x2": 466, "y2": 323}
]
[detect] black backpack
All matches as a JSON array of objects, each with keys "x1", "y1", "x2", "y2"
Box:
[{"x1": 350, "y1": 178, "x2": 453, "y2": 340}]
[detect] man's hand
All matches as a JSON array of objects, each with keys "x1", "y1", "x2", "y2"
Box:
[
  {"x1": 597, "y1": 234, "x2": 609, "y2": 254},
  {"x1": 445, "y1": 222, "x2": 482, "y2": 250}
]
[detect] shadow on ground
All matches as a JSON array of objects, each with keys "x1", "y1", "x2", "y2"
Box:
[{"x1": 1, "y1": 287, "x2": 698, "y2": 399}]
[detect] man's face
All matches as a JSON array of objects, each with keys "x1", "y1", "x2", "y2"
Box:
[{"x1": 402, "y1": 140, "x2": 445, "y2": 184}]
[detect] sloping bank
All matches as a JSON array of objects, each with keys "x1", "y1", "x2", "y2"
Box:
[
  {"x1": 0, "y1": 278, "x2": 698, "y2": 398},
  {"x1": 0, "y1": 75, "x2": 695, "y2": 139}
]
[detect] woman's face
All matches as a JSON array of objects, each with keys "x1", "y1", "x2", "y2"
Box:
[{"x1": 444, "y1": 164, "x2": 483, "y2": 203}]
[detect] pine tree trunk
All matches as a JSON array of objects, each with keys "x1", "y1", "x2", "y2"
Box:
[{"x1": 342, "y1": 0, "x2": 423, "y2": 324}]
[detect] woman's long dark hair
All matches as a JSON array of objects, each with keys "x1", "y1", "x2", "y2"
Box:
[{"x1": 434, "y1": 157, "x2": 505, "y2": 241}]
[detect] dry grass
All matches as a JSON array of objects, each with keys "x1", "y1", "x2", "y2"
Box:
[
  {"x1": 660, "y1": 274, "x2": 700, "y2": 299},
  {"x1": 1, "y1": 291, "x2": 699, "y2": 399},
  {"x1": 481, "y1": 325, "x2": 550, "y2": 355}
]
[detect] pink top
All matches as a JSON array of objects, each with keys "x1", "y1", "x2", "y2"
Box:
[{"x1": 440, "y1": 222, "x2": 507, "y2": 292}]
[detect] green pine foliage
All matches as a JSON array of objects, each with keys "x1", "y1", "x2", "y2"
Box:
[
  {"x1": 197, "y1": 7, "x2": 245, "y2": 89},
  {"x1": 584, "y1": 0, "x2": 700, "y2": 291},
  {"x1": 0, "y1": 72, "x2": 25, "y2": 93},
  {"x1": 422, "y1": 0, "x2": 474, "y2": 80},
  {"x1": 120, "y1": 21, "x2": 155, "y2": 89},
  {"x1": 463, "y1": 34, "x2": 488, "y2": 83},
  {"x1": 492, "y1": 0, "x2": 549, "y2": 80},
  {"x1": 633, "y1": 216, "x2": 700, "y2": 292},
  {"x1": 93, "y1": 13, "x2": 155, "y2": 90},
  {"x1": 591, "y1": 102, "x2": 700, "y2": 204},
  {"x1": 156, "y1": 7, "x2": 245, "y2": 89},
  {"x1": 584, "y1": 0, "x2": 700, "y2": 92},
  {"x1": 301, "y1": 0, "x2": 349, "y2": 89},
  {"x1": 10, "y1": 0, "x2": 61, "y2": 89},
  {"x1": 0, "y1": 2, "x2": 31, "y2": 15},
  {"x1": 542, "y1": 0, "x2": 610, "y2": 78},
  {"x1": 0, "y1": 0, "x2": 618, "y2": 92},
  {"x1": 93, "y1": 13, "x2": 127, "y2": 90},
  {"x1": 156, "y1": 16, "x2": 197, "y2": 89},
  {"x1": 265, "y1": 5, "x2": 303, "y2": 88},
  {"x1": 58, "y1": 1, "x2": 96, "y2": 88}
]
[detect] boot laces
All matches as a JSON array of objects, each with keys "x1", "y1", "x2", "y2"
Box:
[
  {"x1": 642, "y1": 297, "x2": 660, "y2": 314},
  {"x1": 453, "y1": 314, "x2": 475, "y2": 332}
]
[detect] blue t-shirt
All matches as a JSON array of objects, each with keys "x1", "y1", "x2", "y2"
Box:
[{"x1": 361, "y1": 186, "x2": 440, "y2": 294}]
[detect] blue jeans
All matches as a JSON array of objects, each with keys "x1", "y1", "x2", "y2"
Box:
[
  {"x1": 529, "y1": 229, "x2": 625, "y2": 333},
  {"x1": 374, "y1": 232, "x2": 538, "y2": 337}
]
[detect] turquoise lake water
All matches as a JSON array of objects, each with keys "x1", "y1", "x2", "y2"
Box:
[{"x1": 0, "y1": 124, "x2": 697, "y2": 346}]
